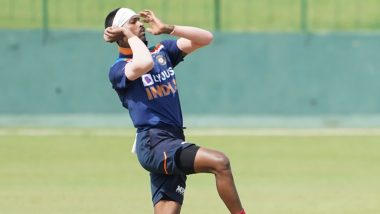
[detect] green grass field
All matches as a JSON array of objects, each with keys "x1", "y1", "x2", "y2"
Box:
[
  {"x1": 1, "y1": 128, "x2": 380, "y2": 214},
  {"x1": 0, "y1": 0, "x2": 379, "y2": 31}
]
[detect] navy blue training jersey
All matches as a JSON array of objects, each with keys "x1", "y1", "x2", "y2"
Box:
[{"x1": 108, "y1": 40, "x2": 185, "y2": 128}]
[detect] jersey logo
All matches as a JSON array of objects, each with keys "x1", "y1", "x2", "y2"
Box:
[
  {"x1": 142, "y1": 74, "x2": 154, "y2": 86},
  {"x1": 156, "y1": 54, "x2": 167, "y2": 65},
  {"x1": 176, "y1": 185, "x2": 185, "y2": 196},
  {"x1": 143, "y1": 67, "x2": 178, "y2": 100},
  {"x1": 145, "y1": 79, "x2": 177, "y2": 100}
]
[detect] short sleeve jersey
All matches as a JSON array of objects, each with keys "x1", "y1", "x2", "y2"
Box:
[{"x1": 108, "y1": 40, "x2": 185, "y2": 128}]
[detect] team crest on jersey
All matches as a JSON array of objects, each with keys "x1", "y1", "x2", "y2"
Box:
[
  {"x1": 156, "y1": 54, "x2": 167, "y2": 65},
  {"x1": 142, "y1": 74, "x2": 154, "y2": 86}
]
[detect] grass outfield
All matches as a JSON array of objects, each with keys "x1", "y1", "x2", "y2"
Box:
[
  {"x1": 0, "y1": 0, "x2": 379, "y2": 31},
  {"x1": 1, "y1": 128, "x2": 380, "y2": 214}
]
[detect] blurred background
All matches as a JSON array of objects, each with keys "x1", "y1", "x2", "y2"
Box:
[{"x1": 0, "y1": 0, "x2": 380, "y2": 128}]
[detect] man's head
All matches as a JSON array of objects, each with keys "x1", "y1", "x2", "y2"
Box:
[{"x1": 104, "y1": 8, "x2": 147, "y2": 45}]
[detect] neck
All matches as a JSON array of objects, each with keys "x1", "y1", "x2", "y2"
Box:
[
  {"x1": 117, "y1": 40, "x2": 148, "y2": 48},
  {"x1": 117, "y1": 40, "x2": 130, "y2": 48}
]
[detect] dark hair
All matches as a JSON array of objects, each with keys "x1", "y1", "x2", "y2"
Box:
[{"x1": 104, "y1": 8, "x2": 120, "y2": 29}]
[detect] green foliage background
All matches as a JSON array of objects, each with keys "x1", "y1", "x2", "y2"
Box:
[{"x1": 0, "y1": 0, "x2": 379, "y2": 31}]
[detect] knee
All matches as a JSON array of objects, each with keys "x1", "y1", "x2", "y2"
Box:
[{"x1": 213, "y1": 152, "x2": 231, "y2": 174}]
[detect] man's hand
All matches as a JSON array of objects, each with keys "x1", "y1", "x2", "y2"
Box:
[
  {"x1": 139, "y1": 10, "x2": 174, "y2": 35},
  {"x1": 103, "y1": 26, "x2": 134, "y2": 43}
]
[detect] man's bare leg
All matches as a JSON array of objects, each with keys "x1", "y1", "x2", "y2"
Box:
[
  {"x1": 194, "y1": 147, "x2": 244, "y2": 214},
  {"x1": 154, "y1": 200, "x2": 181, "y2": 214}
]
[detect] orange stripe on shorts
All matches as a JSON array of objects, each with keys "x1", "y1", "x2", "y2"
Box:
[{"x1": 163, "y1": 152, "x2": 168, "y2": 175}]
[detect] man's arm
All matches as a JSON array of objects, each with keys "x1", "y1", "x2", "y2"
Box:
[
  {"x1": 104, "y1": 27, "x2": 153, "y2": 81},
  {"x1": 170, "y1": 25, "x2": 213, "y2": 55},
  {"x1": 140, "y1": 10, "x2": 213, "y2": 55},
  {"x1": 125, "y1": 34, "x2": 154, "y2": 80}
]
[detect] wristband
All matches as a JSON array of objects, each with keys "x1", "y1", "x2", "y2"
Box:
[{"x1": 169, "y1": 25, "x2": 176, "y2": 35}]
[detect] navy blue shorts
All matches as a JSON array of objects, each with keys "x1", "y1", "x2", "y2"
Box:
[{"x1": 135, "y1": 127, "x2": 195, "y2": 205}]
